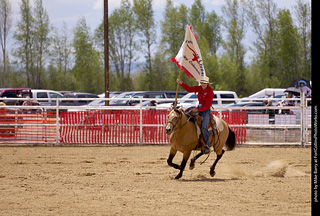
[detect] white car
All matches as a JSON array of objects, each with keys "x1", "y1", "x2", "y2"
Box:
[
  {"x1": 22, "y1": 89, "x2": 63, "y2": 106},
  {"x1": 157, "y1": 91, "x2": 238, "y2": 109},
  {"x1": 157, "y1": 93, "x2": 198, "y2": 109}
]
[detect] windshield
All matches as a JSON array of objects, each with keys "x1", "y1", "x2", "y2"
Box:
[
  {"x1": 111, "y1": 93, "x2": 134, "y2": 105},
  {"x1": 88, "y1": 100, "x2": 105, "y2": 106},
  {"x1": 182, "y1": 94, "x2": 198, "y2": 103}
]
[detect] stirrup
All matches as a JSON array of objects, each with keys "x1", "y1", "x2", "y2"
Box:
[{"x1": 202, "y1": 147, "x2": 211, "y2": 154}]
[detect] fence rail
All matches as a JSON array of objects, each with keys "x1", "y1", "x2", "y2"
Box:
[{"x1": 0, "y1": 97, "x2": 311, "y2": 146}]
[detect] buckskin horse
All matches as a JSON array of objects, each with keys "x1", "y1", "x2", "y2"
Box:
[{"x1": 165, "y1": 106, "x2": 236, "y2": 179}]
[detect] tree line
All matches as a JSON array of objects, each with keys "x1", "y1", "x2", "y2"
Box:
[{"x1": 0, "y1": 0, "x2": 311, "y2": 97}]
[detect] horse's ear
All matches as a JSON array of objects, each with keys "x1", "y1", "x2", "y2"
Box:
[{"x1": 178, "y1": 107, "x2": 183, "y2": 112}]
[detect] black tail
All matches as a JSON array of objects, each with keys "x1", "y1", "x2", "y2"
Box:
[{"x1": 226, "y1": 126, "x2": 236, "y2": 151}]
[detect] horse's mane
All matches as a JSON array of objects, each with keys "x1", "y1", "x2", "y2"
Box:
[
  {"x1": 170, "y1": 106, "x2": 199, "y2": 123},
  {"x1": 183, "y1": 107, "x2": 198, "y2": 123}
]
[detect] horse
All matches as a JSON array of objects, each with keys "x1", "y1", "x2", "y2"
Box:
[{"x1": 165, "y1": 106, "x2": 236, "y2": 179}]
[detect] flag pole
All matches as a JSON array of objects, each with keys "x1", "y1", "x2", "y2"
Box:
[{"x1": 174, "y1": 67, "x2": 183, "y2": 108}]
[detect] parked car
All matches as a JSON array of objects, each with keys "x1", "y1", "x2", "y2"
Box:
[
  {"x1": 157, "y1": 91, "x2": 238, "y2": 109},
  {"x1": 0, "y1": 88, "x2": 32, "y2": 105},
  {"x1": 98, "y1": 91, "x2": 123, "y2": 98},
  {"x1": 109, "y1": 91, "x2": 187, "y2": 106},
  {"x1": 60, "y1": 92, "x2": 100, "y2": 106},
  {"x1": 247, "y1": 88, "x2": 286, "y2": 98},
  {"x1": 58, "y1": 91, "x2": 74, "y2": 96},
  {"x1": 157, "y1": 92, "x2": 198, "y2": 108},
  {"x1": 21, "y1": 89, "x2": 63, "y2": 106}
]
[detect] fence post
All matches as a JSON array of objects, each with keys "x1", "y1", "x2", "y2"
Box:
[
  {"x1": 140, "y1": 99, "x2": 143, "y2": 144},
  {"x1": 56, "y1": 99, "x2": 60, "y2": 145},
  {"x1": 300, "y1": 92, "x2": 305, "y2": 147}
]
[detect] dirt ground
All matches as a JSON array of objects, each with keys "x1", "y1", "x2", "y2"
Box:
[{"x1": 0, "y1": 145, "x2": 311, "y2": 216}]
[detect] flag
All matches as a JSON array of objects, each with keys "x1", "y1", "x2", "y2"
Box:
[{"x1": 171, "y1": 25, "x2": 206, "y2": 82}]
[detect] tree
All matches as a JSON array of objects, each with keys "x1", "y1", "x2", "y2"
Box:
[
  {"x1": 245, "y1": 0, "x2": 279, "y2": 87},
  {"x1": 160, "y1": 0, "x2": 188, "y2": 58},
  {"x1": 294, "y1": 0, "x2": 311, "y2": 80},
  {"x1": 48, "y1": 22, "x2": 74, "y2": 91},
  {"x1": 222, "y1": 0, "x2": 246, "y2": 95},
  {"x1": 33, "y1": 0, "x2": 50, "y2": 88},
  {"x1": 204, "y1": 10, "x2": 221, "y2": 55},
  {"x1": 72, "y1": 17, "x2": 103, "y2": 93},
  {"x1": 0, "y1": 0, "x2": 12, "y2": 87},
  {"x1": 189, "y1": 0, "x2": 221, "y2": 55},
  {"x1": 189, "y1": 0, "x2": 205, "y2": 34},
  {"x1": 160, "y1": 0, "x2": 191, "y2": 89},
  {"x1": 100, "y1": 0, "x2": 137, "y2": 91},
  {"x1": 275, "y1": 9, "x2": 300, "y2": 86},
  {"x1": 133, "y1": 0, "x2": 156, "y2": 90},
  {"x1": 14, "y1": 0, "x2": 34, "y2": 87}
]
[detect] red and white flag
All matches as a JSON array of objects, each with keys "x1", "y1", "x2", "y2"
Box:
[{"x1": 171, "y1": 25, "x2": 206, "y2": 82}]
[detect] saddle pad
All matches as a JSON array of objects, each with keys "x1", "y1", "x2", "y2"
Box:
[{"x1": 213, "y1": 115, "x2": 224, "y2": 132}]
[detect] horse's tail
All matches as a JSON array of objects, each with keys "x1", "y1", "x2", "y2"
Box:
[{"x1": 226, "y1": 126, "x2": 236, "y2": 151}]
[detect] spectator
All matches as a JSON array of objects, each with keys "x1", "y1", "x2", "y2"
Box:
[
  {"x1": 298, "y1": 80, "x2": 311, "y2": 98},
  {"x1": 264, "y1": 95, "x2": 272, "y2": 107},
  {"x1": 0, "y1": 100, "x2": 5, "y2": 115},
  {"x1": 22, "y1": 96, "x2": 40, "y2": 106},
  {"x1": 15, "y1": 94, "x2": 24, "y2": 106},
  {"x1": 264, "y1": 95, "x2": 273, "y2": 114},
  {"x1": 279, "y1": 93, "x2": 294, "y2": 114},
  {"x1": 146, "y1": 100, "x2": 157, "y2": 110}
]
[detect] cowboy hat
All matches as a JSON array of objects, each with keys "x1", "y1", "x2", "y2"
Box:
[{"x1": 200, "y1": 76, "x2": 213, "y2": 84}]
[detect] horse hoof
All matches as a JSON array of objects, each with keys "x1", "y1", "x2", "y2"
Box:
[
  {"x1": 189, "y1": 159, "x2": 195, "y2": 170},
  {"x1": 189, "y1": 162, "x2": 195, "y2": 170},
  {"x1": 210, "y1": 169, "x2": 216, "y2": 177},
  {"x1": 174, "y1": 174, "x2": 182, "y2": 180}
]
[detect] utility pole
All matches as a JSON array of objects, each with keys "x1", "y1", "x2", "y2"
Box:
[{"x1": 104, "y1": 0, "x2": 109, "y2": 106}]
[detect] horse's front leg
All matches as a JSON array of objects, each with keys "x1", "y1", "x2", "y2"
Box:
[
  {"x1": 189, "y1": 151, "x2": 204, "y2": 170},
  {"x1": 210, "y1": 149, "x2": 225, "y2": 177},
  {"x1": 167, "y1": 147, "x2": 180, "y2": 170},
  {"x1": 174, "y1": 151, "x2": 191, "y2": 180}
]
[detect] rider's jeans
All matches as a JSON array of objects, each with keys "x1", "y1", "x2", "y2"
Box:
[{"x1": 198, "y1": 108, "x2": 210, "y2": 148}]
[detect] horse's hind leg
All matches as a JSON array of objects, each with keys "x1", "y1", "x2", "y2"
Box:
[
  {"x1": 189, "y1": 151, "x2": 204, "y2": 170},
  {"x1": 210, "y1": 149, "x2": 225, "y2": 177},
  {"x1": 167, "y1": 147, "x2": 180, "y2": 170}
]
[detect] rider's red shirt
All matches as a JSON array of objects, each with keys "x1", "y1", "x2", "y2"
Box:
[{"x1": 180, "y1": 83, "x2": 214, "y2": 112}]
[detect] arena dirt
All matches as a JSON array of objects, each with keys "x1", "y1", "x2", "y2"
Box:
[{"x1": 0, "y1": 146, "x2": 311, "y2": 215}]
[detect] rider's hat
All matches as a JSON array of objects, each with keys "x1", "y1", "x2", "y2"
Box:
[{"x1": 200, "y1": 76, "x2": 213, "y2": 84}]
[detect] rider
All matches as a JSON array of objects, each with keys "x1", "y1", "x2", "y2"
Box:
[{"x1": 177, "y1": 76, "x2": 214, "y2": 154}]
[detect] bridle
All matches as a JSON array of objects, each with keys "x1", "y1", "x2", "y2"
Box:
[
  {"x1": 166, "y1": 109, "x2": 182, "y2": 129},
  {"x1": 166, "y1": 109, "x2": 191, "y2": 132}
]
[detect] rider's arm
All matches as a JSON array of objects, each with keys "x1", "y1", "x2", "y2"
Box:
[{"x1": 180, "y1": 82, "x2": 200, "y2": 93}]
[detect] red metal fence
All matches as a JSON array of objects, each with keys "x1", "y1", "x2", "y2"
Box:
[
  {"x1": 60, "y1": 109, "x2": 169, "y2": 144},
  {"x1": 0, "y1": 109, "x2": 56, "y2": 143},
  {"x1": 1, "y1": 108, "x2": 247, "y2": 145},
  {"x1": 59, "y1": 109, "x2": 247, "y2": 144}
]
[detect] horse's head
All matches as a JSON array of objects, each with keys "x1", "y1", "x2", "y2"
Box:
[{"x1": 166, "y1": 106, "x2": 183, "y2": 135}]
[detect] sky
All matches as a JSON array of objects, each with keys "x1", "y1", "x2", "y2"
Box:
[{"x1": 7, "y1": 0, "x2": 310, "y2": 62}]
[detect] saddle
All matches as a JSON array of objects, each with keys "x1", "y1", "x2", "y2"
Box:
[{"x1": 184, "y1": 107, "x2": 217, "y2": 150}]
